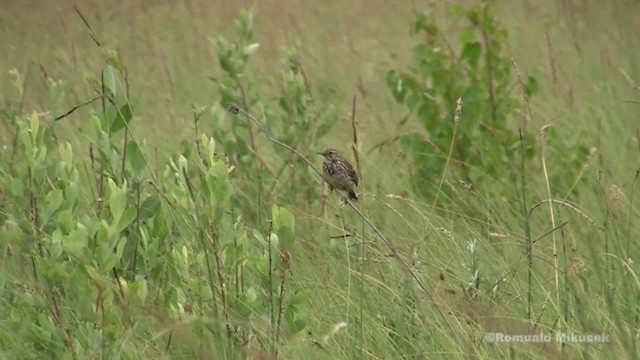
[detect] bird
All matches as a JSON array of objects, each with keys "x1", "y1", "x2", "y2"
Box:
[{"x1": 317, "y1": 148, "x2": 359, "y2": 201}]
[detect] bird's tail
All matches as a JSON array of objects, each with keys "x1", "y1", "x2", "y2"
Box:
[{"x1": 348, "y1": 190, "x2": 358, "y2": 201}]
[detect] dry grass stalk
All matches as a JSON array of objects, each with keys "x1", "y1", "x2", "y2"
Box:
[
  {"x1": 510, "y1": 57, "x2": 533, "y2": 128},
  {"x1": 545, "y1": 30, "x2": 558, "y2": 87},
  {"x1": 537, "y1": 122, "x2": 561, "y2": 338}
]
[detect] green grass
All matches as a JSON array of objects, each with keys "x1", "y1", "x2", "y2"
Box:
[{"x1": 1, "y1": 0, "x2": 640, "y2": 359}]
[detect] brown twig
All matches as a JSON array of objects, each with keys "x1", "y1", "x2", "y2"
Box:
[
  {"x1": 74, "y1": 6, "x2": 101, "y2": 47},
  {"x1": 350, "y1": 95, "x2": 361, "y2": 178},
  {"x1": 480, "y1": 9, "x2": 497, "y2": 125},
  {"x1": 295, "y1": 58, "x2": 315, "y2": 105},
  {"x1": 266, "y1": 219, "x2": 275, "y2": 355},
  {"x1": 529, "y1": 199, "x2": 603, "y2": 231},
  {"x1": 274, "y1": 252, "x2": 290, "y2": 359},
  {"x1": 330, "y1": 233, "x2": 353, "y2": 239},
  {"x1": 53, "y1": 94, "x2": 103, "y2": 122},
  {"x1": 211, "y1": 223, "x2": 233, "y2": 347},
  {"x1": 427, "y1": 98, "x2": 462, "y2": 225},
  {"x1": 510, "y1": 57, "x2": 534, "y2": 128},
  {"x1": 545, "y1": 30, "x2": 558, "y2": 88}
]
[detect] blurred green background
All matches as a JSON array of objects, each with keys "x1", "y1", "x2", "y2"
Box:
[{"x1": 1, "y1": 0, "x2": 640, "y2": 359}]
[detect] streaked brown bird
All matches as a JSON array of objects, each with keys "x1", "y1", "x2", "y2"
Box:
[{"x1": 318, "y1": 148, "x2": 359, "y2": 201}]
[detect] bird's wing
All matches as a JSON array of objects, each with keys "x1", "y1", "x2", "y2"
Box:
[{"x1": 344, "y1": 160, "x2": 359, "y2": 186}]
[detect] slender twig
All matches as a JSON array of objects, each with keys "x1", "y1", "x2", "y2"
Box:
[
  {"x1": 518, "y1": 129, "x2": 534, "y2": 323},
  {"x1": 533, "y1": 221, "x2": 569, "y2": 245},
  {"x1": 348, "y1": 94, "x2": 365, "y2": 356},
  {"x1": 54, "y1": 94, "x2": 103, "y2": 121},
  {"x1": 480, "y1": 6, "x2": 497, "y2": 125},
  {"x1": 120, "y1": 68, "x2": 130, "y2": 182},
  {"x1": 350, "y1": 96, "x2": 361, "y2": 177},
  {"x1": 427, "y1": 98, "x2": 462, "y2": 225},
  {"x1": 538, "y1": 125, "x2": 560, "y2": 321},
  {"x1": 212, "y1": 223, "x2": 233, "y2": 347},
  {"x1": 628, "y1": 171, "x2": 639, "y2": 256},
  {"x1": 131, "y1": 181, "x2": 142, "y2": 274},
  {"x1": 74, "y1": 6, "x2": 101, "y2": 47},
  {"x1": 227, "y1": 104, "x2": 457, "y2": 339},
  {"x1": 164, "y1": 331, "x2": 173, "y2": 355},
  {"x1": 545, "y1": 31, "x2": 558, "y2": 88},
  {"x1": 295, "y1": 58, "x2": 315, "y2": 105},
  {"x1": 557, "y1": 204, "x2": 569, "y2": 351},
  {"x1": 329, "y1": 233, "x2": 353, "y2": 239},
  {"x1": 49, "y1": 289, "x2": 77, "y2": 359},
  {"x1": 266, "y1": 219, "x2": 275, "y2": 355},
  {"x1": 274, "y1": 252, "x2": 290, "y2": 360},
  {"x1": 529, "y1": 199, "x2": 603, "y2": 231}
]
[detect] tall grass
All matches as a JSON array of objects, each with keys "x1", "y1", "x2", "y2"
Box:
[{"x1": 1, "y1": 0, "x2": 639, "y2": 359}]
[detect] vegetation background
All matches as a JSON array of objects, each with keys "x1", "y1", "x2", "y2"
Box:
[{"x1": 1, "y1": 0, "x2": 639, "y2": 359}]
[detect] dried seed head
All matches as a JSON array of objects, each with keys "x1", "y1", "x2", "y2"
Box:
[
  {"x1": 323, "y1": 322, "x2": 348, "y2": 344},
  {"x1": 228, "y1": 104, "x2": 240, "y2": 115},
  {"x1": 610, "y1": 184, "x2": 626, "y2": 204},
  {"x1": 582, "y1": 147, "x2": 598, "y2": 171},
  {"x1": 454, "y1": 98, "x2": 463, "y2": 124},
  {"x1": 619, "y1": 68, "x2": 639, "y2": 91},
  {"x1": 539, "y1": 124, "x2": 552, "y2": 141}
]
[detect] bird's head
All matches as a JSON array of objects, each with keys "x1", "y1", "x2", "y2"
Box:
[{"x1": 317, "y1": 148, "x2": 341, "y2": 159}]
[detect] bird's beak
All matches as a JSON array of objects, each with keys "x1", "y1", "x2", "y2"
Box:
[{"x1": 317, "y1": 151, "x2": 325, "y2": 156}]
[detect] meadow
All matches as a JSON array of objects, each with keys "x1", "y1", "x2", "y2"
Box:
[{"x1": 1, "y1": 0, "x2": 639, "y2": 358}]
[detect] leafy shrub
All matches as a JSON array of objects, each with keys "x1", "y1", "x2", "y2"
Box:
[
  {"x1": 387, "y1": 1, "x2": 539, "y2": 197},
  {"x1": 210, "y1": 10, "x2": 337, "y2": 211},
  {"x1": 0, "y1": 53, "x2": 305, "y2": 359}
]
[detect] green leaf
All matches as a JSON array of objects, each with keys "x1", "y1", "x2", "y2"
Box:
[
  {"x1": 139, "y1": 195, "x2": 161, "y2": 221},
  {"x1": 386, "y1": 71, "x2": 407, "y2": 103},
  {"x1": 278, "y1": 207, "x2": 295, "y2": 231},
  {"x1": 115, "y1": 235, "x2": 127, "y2": 260},
  {"x1": 412, "y1": 10, "x2": 431, "y2": 34},
  {"x1": 525, "y1": 76, "x2": 539, "y2": 97},
  {"x1": 131, "y1": 278, "x2": 149, "y2": 305},
  {"x1": 461, "y1": 42, "x2": 482, "y2": 69},
  {"x1": 30, "y1": 111, "x2": 40, "y2": 140},
  {"x1": 64, "y1": 225, "x2": 88, "y2": 259},
  {"x1": 126, "y1": 140, "x2": 145, "y2": 174},
  {"x1": 0, "y1": 109, "x2": 17, "y2": 126},
  {"x1": 116, "y1": 207, "x2": 137, "y2": 232},
  {"x1": 109, "y1": 183, "x2": 127, "y2": 223},
  {"x1": 106, "y1": 50, "x2": 123, "y2": 72},
  {"x1": 255, "y1": 257, "x2": 271, "y2": 288},
  {"x1": 10, "y1": 178, "x2": 24, "y2": 197},
  {"x1": 111, "y1": 103, "x2": 134, "y2": 133},
  {"x1": 416, "y1": 102, "x2": 439, "y2": 133},
  {"x1": 45, "y1": 189, "x2": 63, "y2": 214},
  {"x1": 97, "y1": 244, "x2": 118, "y2": 274},
  {"x1": 244, "y1": 43, "x2": 260, "y2": 56},
  {"x1": 56, "y1": 209, "x2": 74, "y2": 233},
  {"x1": 449, "y1": 4, "x2": 465, "y2": 22},
  {"x1": 42, "y1": 189, "x2": 64, "y2": 224},
  {"x1": 412, "y1": 44, "x2": 428, "y2": 61},
  {"x1": 460, "y1": 26, "x2": 477, "y2": 44},
  {"x1": 273, "y1": 206, "x2": 295, "y2": 251},
  {"x1": 103, "y1": 65, "x2": 118, "y2": 97}
]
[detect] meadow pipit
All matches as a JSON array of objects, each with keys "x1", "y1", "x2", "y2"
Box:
[{"x1": 318, "y1": 148, "x2": 359, "y2": 201}]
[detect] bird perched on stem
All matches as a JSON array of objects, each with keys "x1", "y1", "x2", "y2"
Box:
[{"x1": 318, "y1": 148, "x2": 359, "y2": 201}]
